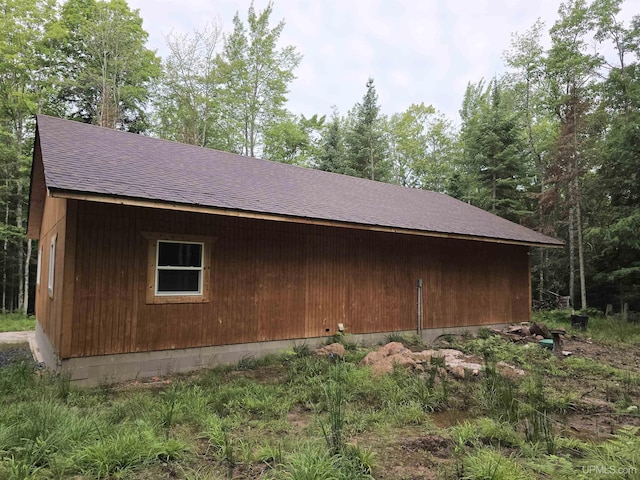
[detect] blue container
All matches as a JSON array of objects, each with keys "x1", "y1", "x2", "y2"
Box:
[{"x1": 538, "y1": 339, "x2": 554, "y2": 350}]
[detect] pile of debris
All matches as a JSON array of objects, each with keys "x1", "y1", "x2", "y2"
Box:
[
  {"x1": 487, "y1": 322, "x2": 558, "y2": 342},
  {"x1": 488, "y1": 322, "x2": 573, "y2": 357}
]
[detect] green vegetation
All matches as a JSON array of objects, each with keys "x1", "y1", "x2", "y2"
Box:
[
  {"x1": 1, "y1": 0, "x2": 640, "y2": 316},
  {"x1": 2, "y1": 323, "x2": 640, "y2": 479},
  {"x1": 534, "y1": 310, "x2": 640, "y2": 344},
  {"x1": 0, "y1": 313, "x2": 35, "y2": 332}
]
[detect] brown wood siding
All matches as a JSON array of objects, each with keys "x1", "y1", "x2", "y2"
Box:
[
  {"x1": 67, "y1": 202, "x2": 531, "y2": 358},
  {"x1": 35, "y1": 195, "x2": 68, "y2": 352}
]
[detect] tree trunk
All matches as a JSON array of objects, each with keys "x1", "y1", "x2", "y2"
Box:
[
  {"x1": 101, "y1": 49, "x2": 108, "y2": 126},
  {"x1": 576, "y1": 183, "x2": 587, "y2": 309},
  {"x1": 571, "y1": 94, "x2": 587, "y2": 310},
  {"x1": 23, "y1": 239, "x2": 31, "y2": 315},
  {"x1": 2, "y1": 179, "x2": 8, "y2": 313},
  {"x1": 16, "y1": 181, "x2": 24, "y2": 310},
  {"x1": 16, "y1": 108, "x2": 25, "y2": 311},
  {"x1": 538, "y1": 249, "x2": 544, "y2": 304},
  {"x1": 568, "y1": 206, "x2": 575, "y2": 309}
]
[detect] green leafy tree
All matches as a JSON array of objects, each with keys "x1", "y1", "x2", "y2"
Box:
[
  {"x1": 57, "y1": 0, "x2": 161, "y2": 131},
  {"x1": 584, "y1": 0, "x2": 640, "y2": 310},
  {"x1": 218, "y1": 1, "x2": 302, "y2": 157},
  {"x1": 544, "y1": 0, "x2": 601, "y2": 309},
  {"x1": 0, "y1": 0, "x2": 62, "y2": 312},
  {"x1": 153, "y1": 23, "x2": 230, "y2": 148},
  {"x1": 387, "y1": 103, "x2": 456, "y2": 191},
  {"x1": 263, "y1": 114, "x2": 324, "y2": 165},
  {"x1": 504, "y1": 19, "x2": 561, "y2": 302}
]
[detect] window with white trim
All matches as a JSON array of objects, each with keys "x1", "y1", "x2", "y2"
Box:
[
  {"x1": 155, "y1": 240, "x2": 204, "y2": 295},
  {"x1": 144, "y1": 233, "x2": 214, "y2": 304},
  {"x1": 36, "y1": 247, "x2": 42, "y2": 287},
  {"x1": 48, "y1": 235, "x2": 56, "y2": 297}
]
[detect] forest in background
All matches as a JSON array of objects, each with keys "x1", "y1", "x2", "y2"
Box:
[{"x1": 0, "y1": 0, "x2": 638, "y2": 316}]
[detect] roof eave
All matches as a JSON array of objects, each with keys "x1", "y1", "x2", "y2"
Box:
[{"x1": 48, "y1": 188, "x2": 564, "y2": 248}]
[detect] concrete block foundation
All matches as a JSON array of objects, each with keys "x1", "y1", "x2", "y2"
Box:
[{"x1": 35, "y1": 320, "x2": 507, "y2": 386}]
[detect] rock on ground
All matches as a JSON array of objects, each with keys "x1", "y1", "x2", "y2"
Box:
[
  {"x1": 314, "y1": 343, "x2": 346, "y2": 357},
  {"x1": 360, "y1": 342, "x2": 484, "y2": 377}
]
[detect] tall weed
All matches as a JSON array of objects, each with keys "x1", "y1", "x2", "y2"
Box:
[
  {"x1": 322, "y1": 360, "x2": 346, "y2": 455},
  {"x1": 479, "y1": 352, "x2": 519, "y2": 424}
]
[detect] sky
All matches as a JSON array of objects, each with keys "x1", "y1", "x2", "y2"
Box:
[{"x1": 127, "y1": 0, "x2": 640, "y2": 123}]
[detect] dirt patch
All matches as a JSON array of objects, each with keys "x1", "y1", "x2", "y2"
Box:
[
  {"x1": 286, "y1": 408, "x2": 313, "y2": 429},
  {"x1": 559, "y1": 412, "x2": 640, "y2": 441},
  {"x1": 400, "y1": 435, "x2": 453, "y2": 458},
  {"x1": 356, "y1": 426, "x2": 456, "y2": 480},
  {"x1": 563, "y1": 338, "x2": 640, "y2": 371},
  {"x1": 430, "y1": 409, "x2": 473, "y2": 429}
]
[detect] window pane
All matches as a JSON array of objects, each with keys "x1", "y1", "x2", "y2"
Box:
[
  {"x1": 48, "y1": 237, "x2": 56, "y2": 295},
  {"x1": 158, "y1": 242, "x2": 202, "y2": 267},
  {"x1": 157, "y1": 270, "x2": 200, "y2": 293}
]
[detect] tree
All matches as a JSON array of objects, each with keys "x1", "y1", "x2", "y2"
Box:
[
  {"x1": 504, "y1": 19, "x2": 560, "y2": 303},
  {"x1": 454, "y1": 80, "x2": 487, "y2": 204},
  {"x1": 344, "y1": 78, "x2": 391, "y2": 181},
  {"x1": 0, "y1": 0, "x2": 61, "y2": 313},
  {"x1": 154, "y1": 23, "x2": 228, "y2": 148},
  {"x1": 316, "y1": 108, "x2": 349, "y2": 174},
  {"x1": 387, "y1": 103, "x2": 456, "y2": 191},
  {"x1": 585, "y1": 0, "x2": 640, "y2": 310},
  {"x1": 57, "y1": 0, "x2": 161, "y2": 131},
  {"x1": 263, "y1": 114, "x2": 324, "y2": 165},
  {"x1": 544, "y1": 0, "x2": 601, "y2": 309},
  {"x1": 459, "y1": 78, "x2": 531, "y2": 222},
  {"x1": 218, "y1": 1, "x2": 302, "y2": 157}
]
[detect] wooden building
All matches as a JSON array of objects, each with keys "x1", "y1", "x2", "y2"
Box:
[{"x1": 27, "y1": 115, "x2": 562, "y2": 384}]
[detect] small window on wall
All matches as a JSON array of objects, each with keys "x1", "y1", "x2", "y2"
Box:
[
  {"x1": 144, "y1": 233, "x2": 214, "y2": 304},
  {"x1": 156, "y1": 241, "x2": 203, "y2": 295},
  {"x1": 48, "y1": 235, "x2": 56, "y2": 297},
  {"x1": 36, "y1": 247, "x2": 42, "y2": 287}
]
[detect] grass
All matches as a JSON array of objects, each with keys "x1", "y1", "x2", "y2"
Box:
[
  {"x1": 1, "y1": 315, "x2": 640, "y2": 479},
  {"x1": 0, "y1": 312, "x2": 35, "y2": 332},
  {"x1": 534, "y1": 309, "x2": 640, "y2": 344}
]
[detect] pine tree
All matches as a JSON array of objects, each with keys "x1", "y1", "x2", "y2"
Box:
[
  {"x1": 317, "y1": 108, "x2": 349, "y2": 174},
  {"x1": 460, "y1": 79, "x2": 531, "y2": 222},
  {"x1": 344, "y1": 78, "x2": 391, "y2": 181}
]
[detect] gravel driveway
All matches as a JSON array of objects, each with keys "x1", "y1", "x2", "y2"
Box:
[{"x1": 0, "y1": 344, "x2": 34, "y2": 368}]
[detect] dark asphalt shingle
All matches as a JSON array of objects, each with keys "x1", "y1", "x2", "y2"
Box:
[{"x1": 35, "y1": 114, "x2": 562, "y2": 247}]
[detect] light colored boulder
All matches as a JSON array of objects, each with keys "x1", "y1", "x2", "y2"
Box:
[
  {"x1": 379, "y1": 341, "x2": 409, "y2": 356},
  {"x1": 314, "y1": 343, "x2": 346, "y2": 357}
]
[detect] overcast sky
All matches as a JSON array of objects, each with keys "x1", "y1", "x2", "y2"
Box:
[{"x1": 127, "y1": 0, "x2": 640, "y2": 123}]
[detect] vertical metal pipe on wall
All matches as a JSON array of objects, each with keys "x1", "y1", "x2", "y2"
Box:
[{"x1": 417, "y1": 278, "x2": 423, "y2": 336}]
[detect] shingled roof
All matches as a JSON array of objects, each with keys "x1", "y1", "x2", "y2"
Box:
[{"x1": 32, "y1": 114, "x2": 561, "y2": 247}]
